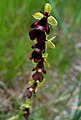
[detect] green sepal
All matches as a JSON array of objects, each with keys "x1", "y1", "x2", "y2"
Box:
[
  {"x1": 28, "y1": 80, "x2": 35, "y2": 86},
  {"x1": 46, "y1": 40, "x2": 55, "y2": 49},
  {"x1": 43, "y1": 53, "x2": 50, "y2": 68},
  {"x1": 48, "y1": 36, "x2": 56, "y2": 41},
  {"x1": 20, "y1": 100, "x2": 32, "y2": 110},
  {"x1": 35, "y1": 79, "x2": 46, "y2": 92},
  {"x1": 42, "y1": 53, "x2": 48, "y2": 59},
  {"x1": 32, "y1": 60, "x2": 36, "y2": 65},
  {"x1": 44, "y1": 3, "x2": 51, "y2": 14},
  {"x1": 45, "y1": 32, "x2": 50, "y2": 39},
  {"x1": 32, "y1": 12, "x2": 43, "y2": 20},
  {"x1": 48, "y1": 16, "x2": 57, "y2": 26},
  {"x1": 44, "y1": 59, "x2": 50, "y2": 68}
]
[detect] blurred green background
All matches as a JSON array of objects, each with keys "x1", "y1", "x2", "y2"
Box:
[{"x1": 0, "y1": 0, "x2": 81, "y2": 120}]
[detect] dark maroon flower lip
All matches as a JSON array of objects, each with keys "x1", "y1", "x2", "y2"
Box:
[
  {"x1": 29, "y1": 48, "x2": 44, "y2": 63},
  {"x1": 24, "y1": 88, "x2": 32, "y2": 98},
  {"x1": 29, "y1": 29, "x2": 46, "y2": 43},
  {"x1": 23, "y1": 108, "x2": 30, "y2": 119},
  {"x1": 30, "y1": 17, "x2": 50, "y2": 35},
  {"x1": 32, "y1": 60, "x2": 46, "y2": 74},
  {"x1": 31, "y1": 41, "x2": 45, "y2": 53},
  {"x1": 24, "y1": 82, "x2": 37, "y2": 98},
  {"x1": 32, "y1": 71, "x2": 43, "y2": 82},
  {"x1": 29, "y1": 29, "x2": 36, "y2": 40},
  {"x1": 36, "y1": 31, "x2": 46, "y2": 43},
  {"x1": 31, "y1": 17, "x2": 47, "y2": 28},
  {"x1": 28, "y1": 4, "x2": 53, "y2": 98},
  {"x1": 35, "y1": 25, "x2": 45, "y2": 31}
]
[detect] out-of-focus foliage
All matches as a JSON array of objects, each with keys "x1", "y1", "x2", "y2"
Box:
[{"x1": 0, "y1": 0, "x2": 81, "y2": 120}]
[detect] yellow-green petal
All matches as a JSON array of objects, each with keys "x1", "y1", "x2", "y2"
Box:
[
  {"x1": 32, "y1": 12, "x2": 44, "y2": 20},
  {"x1": 28, "y1": 80, "x2": 34, "y2": 86},
  {"x1": 48, "y1": 36, "x2": 56, "y2": 41},
  {"x1": 46, "y1": 40, "x2": 55, "y2": 49},
  {"x1": 48, "y1": 16, "x2": 57, "y2": 26},
  {"x1": 42, "y1": 53, "x2": 48, "y2": 59},
  {"x1": 44, "y1": 59, "x2": 50, "y2": 68},
  {"x1": 44, "y1": 3, "x2": 51, "y2": 14},
  {"x1": 20, "y1": 100, "x2": 32, "y2": 109},
  {"x1": 35, "y1": 79, "x2": 46, "y2": 92}
]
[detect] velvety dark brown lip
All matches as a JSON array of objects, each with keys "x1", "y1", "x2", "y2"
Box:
[{"x1": 28, "y1": 10, "x2": 51, "y2": 99}]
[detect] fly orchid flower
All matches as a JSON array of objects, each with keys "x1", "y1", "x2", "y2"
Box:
[
  {"x1": 27, "y1": 3, "x2": 57, "y2": 100},
  {"x1": 24, "y1": 3, "x2": 57, "y2": 120},
  {"x1": 32, "y1": 3, "x2": 57, "y2": 27}
]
